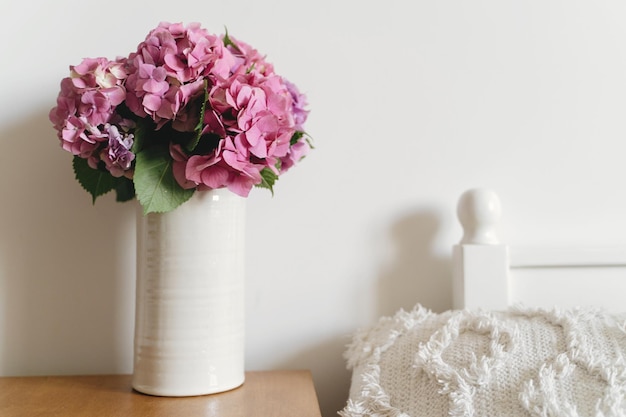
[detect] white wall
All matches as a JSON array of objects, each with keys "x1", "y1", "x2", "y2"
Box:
[{"x1": 3, "y1": 1, "x2": 626, "y2": 416}]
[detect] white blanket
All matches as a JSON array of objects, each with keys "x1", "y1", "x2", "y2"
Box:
[{"x1": 340, "y1": 305, "x2": 626, "y2": 417}]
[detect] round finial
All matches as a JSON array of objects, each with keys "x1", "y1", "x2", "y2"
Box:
[{"x1": 457, "y1": 188, "x2": 502, "y2": 244}]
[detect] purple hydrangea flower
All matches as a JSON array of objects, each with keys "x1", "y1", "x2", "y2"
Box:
[
  {"x1": 101, "y1": 124, "x2": 135, "y2": 177},
  {"x1": 284, "y1": 79, "x2": 309, "y2": 131}
]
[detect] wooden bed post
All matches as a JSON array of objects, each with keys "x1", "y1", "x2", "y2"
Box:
[{"x1": 452, "y1": 188, "x2": 510, "y2": 310}]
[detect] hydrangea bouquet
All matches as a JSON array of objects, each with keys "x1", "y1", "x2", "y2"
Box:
[{"x1": 50, "y1": 22, "x2": 311, "y2": 214}]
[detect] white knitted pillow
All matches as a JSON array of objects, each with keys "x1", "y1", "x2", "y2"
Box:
[{"x1": 340, "y1": 305, "x2": 626, "y2": 417}]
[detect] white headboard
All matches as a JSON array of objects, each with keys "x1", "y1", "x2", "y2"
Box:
[{"x1": 452, "y1": 188, "x2": 626, "y2": 312}]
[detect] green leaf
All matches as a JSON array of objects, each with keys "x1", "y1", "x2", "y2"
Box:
[
  {"x1": 134, "y1": 146, "x2": 194, "y2": 214},
  {"x1": 131, "y1": 119, "x2": 150, "y2": 154},
  {"x1": 73, "y1": 156, "x2": 116, "y2": 203},
  {"x1": 290, "y1": 130, "x2": 315, "y2": 150},
  {"x1": 185, "y1": 79, "x2": 209, "y2": 153},
  {"x1": 222, "y1": 27, "x2": 241, "y2": 52},
  {"x1": 115, "y1": 177, "x2": 136, "y2": 202},
  {"x1": 256, "y1": 167, "x2": 279, "y2": 196},
  {"x1": 290, "y1": 131, "x2": 304, "y2": 146}
]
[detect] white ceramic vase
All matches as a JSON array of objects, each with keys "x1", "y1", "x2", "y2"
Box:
[{"x1": 132, "y1": 188, "x2": 246, "y2": 396}]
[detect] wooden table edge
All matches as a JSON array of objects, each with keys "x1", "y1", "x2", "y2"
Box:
[{"x1": 0, "y1": 370, "x2": 322, "y2": 417}]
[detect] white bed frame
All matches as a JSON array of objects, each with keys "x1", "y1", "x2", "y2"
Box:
[{"x1": 453, "y1": 188, "x2": 626, "y2": 312}]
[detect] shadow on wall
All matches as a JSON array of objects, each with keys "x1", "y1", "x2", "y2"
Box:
[
  {"x1": 279, "y1": 336, "x2": 352, "y2": 417},
  {"x1": 300, "y1": 211, "x2": 452, "y2": 416},
  {"x1": 377, "y1": 209, "x2": 452, "y2": 317},
  {"x1": 0, "y1": 110, "x2": 135, "y2": 376}
]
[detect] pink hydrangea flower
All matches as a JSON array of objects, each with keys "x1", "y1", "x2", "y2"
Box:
[
  {"x1": 125, "y1": 22, "x2": 235, "y2": 130},
  {"x1": 280, "y1": 139, "x2": 310, "y2": 173},
  {"x1": 49, "y1": 57, "x2": 129, "y2": 158},
  {"x1": 223, "y1": 35, "x2": 275, "y2": 78},
  {"x1": 50, "y1": 22, "x2": 310, "y2": 207},
  {"x1": 183, "y1": 137, "x2": 264, "y2": 197},
  {"x1": 166, "y1": 37, "x2": 310, "y2": 196}
]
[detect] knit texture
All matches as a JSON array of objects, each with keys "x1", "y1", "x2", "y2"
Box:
[{"x1": 340, "y1": 305, "x2": 626, "y2": 417}]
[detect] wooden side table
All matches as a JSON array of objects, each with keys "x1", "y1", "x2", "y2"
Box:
[{"x1": 0, "y1": 370, "x2": 322, "y2": 417}]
